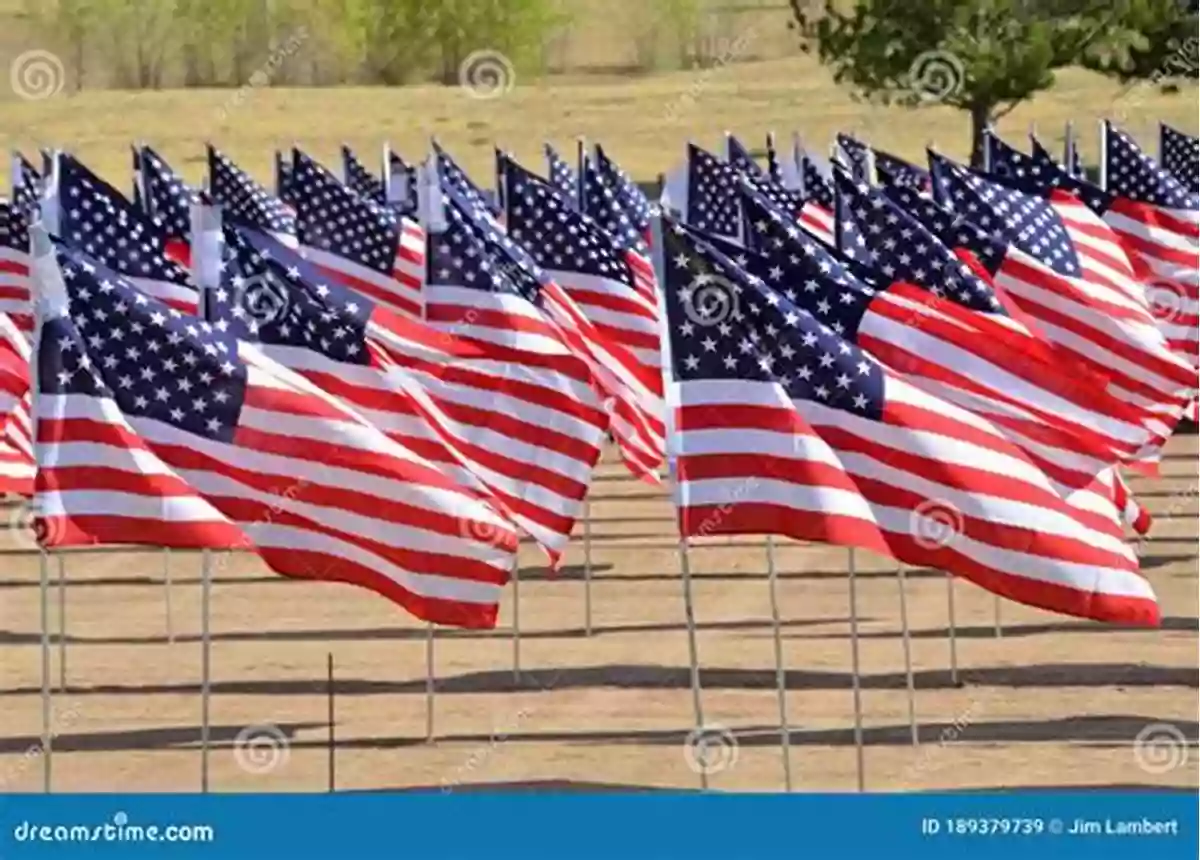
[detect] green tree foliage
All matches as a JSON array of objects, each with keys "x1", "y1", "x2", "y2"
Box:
[{"x1": 788, "y1": 0, "x2": 1198, "y2": 165}]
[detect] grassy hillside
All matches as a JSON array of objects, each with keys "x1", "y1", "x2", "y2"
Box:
[{"x1": 2, "y1": 54, "x2": 1195, "y2": 190}]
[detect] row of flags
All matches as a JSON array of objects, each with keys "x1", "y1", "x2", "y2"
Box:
[{"x1": 0, "y1": 118, "x2": 1195, "y2": 632}]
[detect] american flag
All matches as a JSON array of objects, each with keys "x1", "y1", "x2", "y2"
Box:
[
  {"x1": 725, "y1": 134, "x2": 766, "y2": 179},
  {"x1": 34, "y1": 235, "x2": 519, "y2": 627},
  {"x1": 874, "y1": 150, "x2": 931, "y2": 192},
  {"x1": 989, "y1": 131, "x2": 1199, "y2": 376},
  {"x1": 55, "y1": 153, "x2": 199, "y2": 316},
  {"x1": 834, "y1": 133, "x2": 872, "y2": 182},
  {"x1": 434, "y1": 143, "x2": 500, "y2": 218},
  {"x1": 342, "y1": 144, "x2": 386, "y2": 205},
  {"x1": 205, "y1": 223, "x2": 604, "y2": 565},
  {"x1": 12, "y1": 154, "x2": 42, "y2": 222},
  {"x1": 581, "y1": 156, "x2": 648, "y2": 255},
  {"x1": 288, "y1": 150, "x2": 425, "y2": 320},
  {"x1": 663, "y1": 144, "x2": 742, "y2": 240},
  {"x1": 1064, "y1": 128, "x2": 1085, "y2": 179},
  {"x1": 831, "y1": 171, "x2": 1157, "y2": 470},
  {"x1": 208, "y1": 146, "x2": 297, "y2": 242},
  {"x1": 544, "y1": 143, "x2": 579, "y2": 205},
  {"x1": 502, "y1": 155, "x2": 662, "y2": 376},
  {"x1": 594, "y1": 143, "x2": 654, "y2": 246},
  {"x1": 929, "y1": 153, "x2": 1197, "y2": 451},
  {"x1": 275, "y1": 149, "x2": 292, "y2": 199},
  {"x1": 135, "y1": 144, "x2": 199, "y2": 266},
  {"x1": 0, "y1": 309, "x2": 32, "y2": 495},
  {"x1": 1112, "y1": 470, "x2": 1152, "y2": 537},
  {"x1": 797, "y1": 154, "x2": 837, "y2": 246},
  {"x1": 658, "y1": 216, "x2": 1157, "y2": 626},
  {"x1": 1159, "y1": 124, "x2": 1199, "y2": 193},
  {"x1": 453, "y1": 169, "x2": 665, "y2": 481},
  {"x1": 0, "y1": 200, "x2": 31, "y2": 333},
  {"x1": 386, "y1": 149, "x2": 418, "y2": 218}
]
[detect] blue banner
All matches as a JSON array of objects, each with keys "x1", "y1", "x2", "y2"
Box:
[{"x1": 0, "y1": 792, "x2": 1195, "y2": 858}]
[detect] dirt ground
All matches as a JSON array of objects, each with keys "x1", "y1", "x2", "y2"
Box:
[{"x1": 0, "y1": 434, "x2": 1195, "y2": 794}]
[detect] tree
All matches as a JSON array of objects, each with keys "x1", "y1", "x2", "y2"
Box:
[{"x1": 788, "y1": 0, "x2": 1198, "y2": 166}]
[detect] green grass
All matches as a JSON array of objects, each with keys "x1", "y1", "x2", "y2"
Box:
[{"x1": 1, "y1": 55, "x2": 1197, "y2": 189}]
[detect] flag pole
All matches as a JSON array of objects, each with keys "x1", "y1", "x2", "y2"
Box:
[
  {"x1": 896, "y1": 564, "x2": 918, "y2": 746},
  {"x1": 511, "y1": 565, "x2": 521, "y2": 682},
  {"x1": 425, "y1": 621, "x2": 436, "y2": 742},
  {"x1": 39, "y1": 549, "x2": 52, "y2": 792},
  {"x1": 650, "y1": 213, "x2": 706, "y2": 790},
  {"x1": 946, "y1": 573, "x2": 959, "y2": 686},
  {"x1": 327, "y1": 651, "x2": 336, "y2": 792},
  {"x1": 163, "y1": 547, "x2": 174, "y2": 644},
  {"x1": 978, "y1": 136, "x2": 1004, "y2": 645},
  {"x1": 56, "y1": 553, "x2": 66, "y2": 691},
  {"x1": 583, "y1": 496, "x2": 593, "y2": 636},
  {"x1": 848, "y1": 547, "x2": 865, "y2": 792},
  {"x1": 765, "y1": 536, "x2": 792, "y2": 791},
  {"x1": 200, "y1": 548, "x2": 212, "y2": 792},
  {"x1": 1097, "y1": 120, "x2": 1109, "y2": 191}
]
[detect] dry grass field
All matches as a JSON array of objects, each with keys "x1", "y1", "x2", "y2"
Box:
[
  {"x1": 0, "y1": 434, "x2": 1195, "y2": 794},
  {"x1": 0, "y1": 13, "x2": 1197, "y2": 793}
]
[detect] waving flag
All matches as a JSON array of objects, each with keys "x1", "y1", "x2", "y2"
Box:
[
  {"x1": 594, "y1": 143, "x2": 654, "y2": 244},
  {"x1": 930, "y1": 153, "x2": 1196, "y2": 447},
  {"x1": 288, "y1": 150, "x2": 425, "y2": 320},
  {"x1": 54, "y1": 153, "x2": 200, "y2": 316},
  {"x1": 136, "y1": 145, "x2": 199, "y2": 266},
  {"x1": 33, "y1": 232, "x2": 519, "y2": 627},
  {"x1": 0, "y1": 201, "x2": 31, "y2": 334},
  {"x1": 208, "y1": 146, "x2": 297, "y2": 242},
  {"x1": 662, "y1": 143, "x2": 742, "y2": 240},
  {"x1": 1159, "y1": 124, "x2": 1199, "y2": 193},
  {"x1": 581, "y1": 156, "x2": 649, "y2": 255},
  {"x1": 659, "y1": 216, "x2": 1155, "y2": 626},
  {"x1": 502, "y1": 155, "x2": 662, "y2": 376},
  {"x1": 544, "y1": 143, "x2": 579, "y2": 204},
  {"x1": 834, "y1": 133, "x2": 873, "y2": 182},
  {"x1": 342, "y1": 144, "x2": 387, "y2": 205},
  {"x1": 206, "y1": 222, "x2": 604, "y2": 565}
]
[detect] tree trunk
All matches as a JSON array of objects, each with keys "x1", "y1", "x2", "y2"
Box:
[{"x1": 969, "y1": 102, "x2": 995, "y2": 169}]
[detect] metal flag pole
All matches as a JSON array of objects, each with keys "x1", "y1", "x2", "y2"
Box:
[
  {"x1": 765, "y1": 537, "x2": 792, "y2": 791},
  {"x1": 1097, "y1": 120, "x2": 1109, "y2": 191},
  {"x1": 163, "y1": 547, "x2": 174, "y2": 644},
  {"x1": 40, "y1": 549, "x2": 52, "y2": 792},
  {"x1": 425, "y1": 621, "x2": 436, "y2": 743},
  {"x1": 993, "y1": 594, "x2": 1003, "y2": 639},
  {"x1": 896, "y1": 564, "x2": 918, "y2": 746},
  {"x1": 200, "y1": 548, "x2": 212, "y2": 792},
  {"x1": 56, "y1": 553, "x2": 66, "y2": 691},
  {"x1": 848, "y1": 547, "x2": 865, "y2": 792},
  {"x1": 327, "y1": 652, "x2": 336, "y2": 792},
  {"x1": 649, "y1": 213, "x2": 706, "y2": 790},
  {"x1": 511, "y1": 565, "x2": 521, "y2": 683},
  {"x1": 583, "y1": 497, "x2": 593, "y2": 636},
  {"x1": 945, "y1": 572, "x2": 959, "y2": 686}
]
